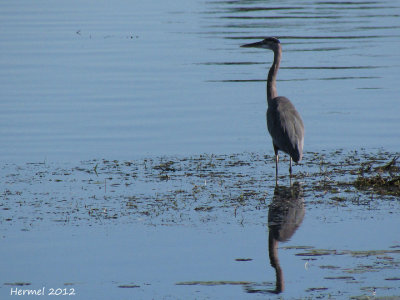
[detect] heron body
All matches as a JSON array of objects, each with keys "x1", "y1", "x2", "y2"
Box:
[
  {"x1": 241, "y1": 37, "x2": 304, "y2": 178},
  {"x1": 267, "y1": 96, "x2": 304, "y2": 163}
]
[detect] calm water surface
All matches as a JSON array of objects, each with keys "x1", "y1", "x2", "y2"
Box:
[
  {"x1": 1, "y1": 1, "x2": 400, "y2": 299},
  {"x1": 1, "y1": 152, "x2": 400, "y2": 299},
  {"x1": 1, "y1": 0, "x2": 399, "y2": 162}
]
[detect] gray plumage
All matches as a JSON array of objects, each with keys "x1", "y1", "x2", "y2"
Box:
[
  {"x1": 241, "y1": 37, "x2": 304, "y2": 178},
  {"x1": 267, "y1": 96, "x2": 304, "y2": 163}
]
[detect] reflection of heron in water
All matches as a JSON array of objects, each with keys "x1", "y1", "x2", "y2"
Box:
[
  {"x1": 241, "y1": 38, "x2": 304, "y2": 181},
  {"x1": 268, "y1": 182, "x2": 305, "y2": 293}
]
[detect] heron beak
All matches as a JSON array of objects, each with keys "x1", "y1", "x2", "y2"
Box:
[{"x1": 240, "y1": 40, "x2": 264, "y2": 48}]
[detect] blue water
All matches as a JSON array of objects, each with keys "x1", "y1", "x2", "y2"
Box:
[
  {"x1": 1, "y1": 0, "x2": 399, "y2": 162},
  {"x1": 1, "y1": 1, "x2": 400, "y2": 299}
]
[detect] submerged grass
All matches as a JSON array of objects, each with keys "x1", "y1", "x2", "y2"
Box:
[
  {"x1": 354, "y1": 175, "x2": 400, "y2": 196},
  {"x1": 352, "y1": 156, "x2": 400, "y2": 196},
  {"x1": 1, "y1": 149, "x2": 399, "y2": 229},
  {"x1": 176, "y1": 281, "x2": 253, "y2": 286}
]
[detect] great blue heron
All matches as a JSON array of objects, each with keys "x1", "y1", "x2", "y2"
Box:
[{"x1": 241, "y1": 37, "x2": 304, "y2": 179}]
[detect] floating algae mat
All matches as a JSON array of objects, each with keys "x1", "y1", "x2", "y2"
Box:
[{"x1": 1, "y1": 149, "x2": 400, "y2": 299}]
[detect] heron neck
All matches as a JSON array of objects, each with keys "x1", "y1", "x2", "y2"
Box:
[
  {"x1": 268, "y1": 233, "x2": 284, "y2": 293},
  {"x1": 267, "y1": 46, "x2": 281, "y2": 104}
]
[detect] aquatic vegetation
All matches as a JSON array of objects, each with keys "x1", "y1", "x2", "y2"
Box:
[
  {"x1": 117, "y1": 284, "x2": 140, "y2": 288},
  {"x1": 176, "y1": 281, "x2": 253, "y2": 286},
  {"x1": 354, "y1": 175, "x2": 400, "y2": 196},
  {"x1": 1, "y1": 150, "x2": 399, "y2": 228},
  {"x1": 352, "y1": 156, "x2": 400, "y2": 196},
  {"x1": 306, "y1": 287, "x2": 329, "y2": 292},
  {"x1": 4, "y1": 283, "x2": 31, "y2": 286},
  {"x1": 1, "y1": 149, "x2": 400, "y2": 298}
]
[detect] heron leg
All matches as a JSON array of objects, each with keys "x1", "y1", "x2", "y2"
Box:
[
  {"x1": 273, "y1": 145, "x2": 279, "y2": 181},
  {"x1": 289, "y1": 157, "x2": 293, "y2": 176}
]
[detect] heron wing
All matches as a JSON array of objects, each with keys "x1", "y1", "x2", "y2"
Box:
[{"x1": 267, "y1": 97, "x2": 304, "y2": 162}]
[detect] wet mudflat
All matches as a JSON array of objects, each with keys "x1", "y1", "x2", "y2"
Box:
[{"x1": 1, "y1": 149, "x2": 399, "y2": 299}]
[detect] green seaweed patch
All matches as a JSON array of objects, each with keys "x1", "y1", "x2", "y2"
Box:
[
  {"x1": 194, "y1": 206, "x2": 214, "y2": 212},
  {"x1": 330, "y1": 196, "x2": 347, "y2": 202},
  {"x1": 324, "y1": 276, "x2": 355, "y2": 280},
  {"x1": 353, "y1": 156, "x2": 400, "y2": 196},
  {"x1": 306, "y1": 287, "x2": 329, "y2": 292},
  {"x1": 374, "y1": 156, "x2": 399, "y2": 173},
  {"x1": 296, "y1": 249, "x2": 338, "y2": 256},
  {"x1": 344, "y1": 265, "x2": 378, "y2": 274},
  {"x1": 319, "y1": 265, "x2": 341, "y2": 270},
  {"x1": 297, "y1": 248, "x2": 400, "y2": 258},
  {"x1": 360, "y1": 286, "x2": 393, "y2": 292},
  {"x1": 282, "y1": 245, "x2": 315, "y2": 250},
  {"x1": 349, "y1": 249, "x2": 400, "y2": 257},
  {"x1": 354, "y1": 175, "x2": 400, "y2": 195},
  {"x1": 235, "y1": 258, "x2": 253, "y2": 262},
  {"x1": 153, "y1": 161, "x2": 177, "y2": 172},
  {"x1": 351, "y1": 296, "x2": 400, "y2": 300},
  {"x1": 176, "y1": 281, "x2": 252, "y2": 286},
  {"x1": 118, "y1": 284, "x2": 140, "y2": 288},
  {"x1": 4, "y1": 282, "x2": 31, "y2": 286}
]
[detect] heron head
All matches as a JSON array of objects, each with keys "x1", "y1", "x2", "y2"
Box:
[{"x1": 241, "y1": 37, "x2": 281, "y2": 50}]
